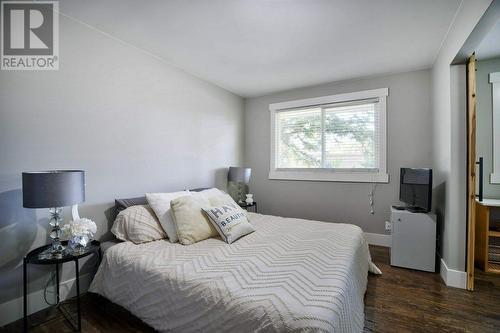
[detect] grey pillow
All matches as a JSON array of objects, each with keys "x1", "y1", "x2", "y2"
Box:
[
  {"x1": 189, "y1": 187, "x2": 211, "y2": 192},
  {"x1": 114, "y1": 188, "x2": 210, "y2": 212},
  {"x1": 115, "y1": 196, "x2": 148, "y2": 212}
]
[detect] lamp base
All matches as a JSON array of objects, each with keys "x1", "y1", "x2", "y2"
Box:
[
  {"x1": 227, "y1": 181, "x2": 249, "y2": 203},
  {"x1": 38, "y1": 242, "x2": 66, "y2": 259},
  {"x1": 39, "y1": 207, "x2": 66, "y2": 259}
]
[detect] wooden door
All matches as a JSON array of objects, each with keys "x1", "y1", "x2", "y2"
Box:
[{"x1": 466, "y1": 54, "x2": 477, "y2": 291}]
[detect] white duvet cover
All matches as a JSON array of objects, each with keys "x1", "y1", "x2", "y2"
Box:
[{"x1": 89, "y1": 213, "x2": 380, "y2": 332}]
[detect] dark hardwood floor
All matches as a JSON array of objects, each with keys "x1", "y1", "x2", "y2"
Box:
[
  {"x1": 364, "y1": 246, "x2": 500, "y2": 333},
  {"x1": 3, "y1": 246, "x2": 500, "y2": 332}
]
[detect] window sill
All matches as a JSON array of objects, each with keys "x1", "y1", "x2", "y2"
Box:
[{"x1": 268, "y1": 170, "x2": 389, "y2": 183}]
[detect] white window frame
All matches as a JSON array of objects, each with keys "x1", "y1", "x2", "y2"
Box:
[
  {"x1": 490, "y1": 72, "x2": 500, "y2": 183},
  {"x1": 269, "y1": 88, "x2": 389, "y2": 183}
]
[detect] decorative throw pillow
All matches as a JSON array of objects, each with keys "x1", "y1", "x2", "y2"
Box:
[
  {"x1": 170, "y1": 195, "x2": 218, "y2": 245},
  {"x1": 146, "y1": 191, "x2": 191, "y2": 243},
  {"x1": 202, "y1": 202, "x2": 255, "y2": 244},
  {"x1": 111, "y1": 205, "x2": 166, "y2": 244}
]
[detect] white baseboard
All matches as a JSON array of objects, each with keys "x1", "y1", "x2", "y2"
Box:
[
  {"x1": 364, "y1": 232, "x2": 391, "y2": 247},
  {"x1": 439, "y1": 257, "x2": 467, "y2": 289},
  {"x1": 0, "y1": 273, "x2": 93, "y2": 327}
]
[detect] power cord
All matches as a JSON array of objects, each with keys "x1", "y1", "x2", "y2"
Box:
[
  {"x1": 42, "y1": 250, "x2": 101, "y2": 306},
  {"x1": 369, "y1": 183, "x2": 378, "y2": 215},
  {"x1": 43, "y1": 270, "x2": 57, "y2": 306}
]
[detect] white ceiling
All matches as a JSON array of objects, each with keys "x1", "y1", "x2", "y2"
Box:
[
  {"x1": 476, "y1": 19, "x2": 500, "y2": 60},
  {"x1": 60, "y1": 0, "x2": 462, "y2": 97}
]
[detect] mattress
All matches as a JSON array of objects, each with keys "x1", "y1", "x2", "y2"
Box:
[{"x1": 89, "y1": 213, "x2": 380, "y2": 332}]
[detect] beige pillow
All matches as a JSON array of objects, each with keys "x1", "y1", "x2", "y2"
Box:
[
  {"x1": 170, "y1": 195, "x2": 218, "y2": 245},
  {"x1": 146, "y1": 191, "x2": 191, "y2": 243},
  {"x1": 111, "y1": 205, "x2": 166, "y2": 244}
]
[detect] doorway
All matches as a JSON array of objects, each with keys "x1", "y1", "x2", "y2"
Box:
[{"x1": 465, "y1": 17, "x2": 500, "y2": 290}]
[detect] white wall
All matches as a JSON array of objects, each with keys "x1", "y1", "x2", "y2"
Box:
[
  {"x1": 0, "y1": 13, "x2": 244, "y2": 323},
  {"x1": 244, "y1": 69, "x2": 433, "y2": 235},
  {"x1": 431, "y1": 0, "x2": 492, "y2": 276}
]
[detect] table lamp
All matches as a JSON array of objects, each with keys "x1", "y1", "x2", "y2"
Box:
[
  {"x1": 22, "y1": 170, "x2": 85, "y2": 258},
  {"x1": 227, "y1": 167, "x2": 251, "y2": 203}
]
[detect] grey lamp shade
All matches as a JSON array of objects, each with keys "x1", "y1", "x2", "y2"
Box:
[
  {"x1": 228, "y1": 167, "x2": 251, "y2": 184},
  {"x1": 22, "y1": 170, "x2": 85, "y2": 208}
]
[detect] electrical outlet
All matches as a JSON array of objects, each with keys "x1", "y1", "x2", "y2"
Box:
[{"x1": 385, "y1": 221, "x2": 391, "y2": 231}]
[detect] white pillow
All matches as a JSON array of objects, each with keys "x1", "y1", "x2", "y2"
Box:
[
  {"x1": 146, "y1": 191, "x2": 190, "y2": 243},
  {"x1": 202, "y1": 188, "x2": 224, "y2": 195},
  {"x1": 202, "y1": 202, "x2": 255, "y2": 244},
  {"x1": 194, "y1": 188, "x2": 236, "y2": 206},
  {"x1": 111, "y1": 205, "x2": 166, "y2": 244}
]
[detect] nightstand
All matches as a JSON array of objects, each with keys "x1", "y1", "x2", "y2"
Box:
[
  {"x1": 23, "y1": 240, "x2": 101, "y2": 332},
  {"x1": 239, "y1": 201, "x2": 257, "y2": 213}
]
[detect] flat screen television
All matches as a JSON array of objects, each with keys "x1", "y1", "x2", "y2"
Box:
[{"x1": 399, "y1": 168, "x2": 432, "y2": 213}]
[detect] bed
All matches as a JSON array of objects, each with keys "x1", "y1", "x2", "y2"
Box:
[{"x1": 89, "y1": 212, "x2": 380, "y2": 332}]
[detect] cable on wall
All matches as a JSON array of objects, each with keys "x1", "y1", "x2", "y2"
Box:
[{"x1": 369, "y1": 183, "x2": 377, "y2": 215}]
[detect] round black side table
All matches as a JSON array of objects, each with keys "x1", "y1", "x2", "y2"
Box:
[
  {"x1": 239, "y1": 201, "x2": 258, "y2": 213},
  {"x1": 23, "y1": 240, "x2": 101, "y2": 332}
]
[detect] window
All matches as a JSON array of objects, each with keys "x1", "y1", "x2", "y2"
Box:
[{"x1": 269, "y1": 88, "x2": 388, "y2": 182}]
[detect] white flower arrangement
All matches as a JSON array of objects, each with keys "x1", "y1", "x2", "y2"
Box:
[{"x1": 61, "y1": 218, "x2": 97, "y2": 239}]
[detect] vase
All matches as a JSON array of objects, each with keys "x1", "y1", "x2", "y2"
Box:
[
  {"x1": 68, "y1": 235, "x2": 90, "y2": 255},
  {"x1": 245, "y1": 194, "x2": 254, "y2": 204}
]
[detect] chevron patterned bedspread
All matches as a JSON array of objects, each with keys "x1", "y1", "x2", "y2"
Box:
[{"x1": 89, "y1": 213, "x2": 380, "y2": 332}]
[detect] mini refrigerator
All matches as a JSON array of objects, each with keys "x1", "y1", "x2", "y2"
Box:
[{"x1": 390, "y1": 207, "x2": 437, "y2": 272}]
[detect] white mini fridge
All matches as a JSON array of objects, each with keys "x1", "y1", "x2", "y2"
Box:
[{"x1": 390, "y1": 207, "x2": 437, "y2": 272}]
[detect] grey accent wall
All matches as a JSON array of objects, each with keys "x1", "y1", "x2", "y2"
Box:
[
  {"x1": 244, "y1": 69, "x2": 432, "y2": 234},
  {"x1": 477, "y1": 57, "x2": 500, "y2": 198},
  {"x1": 0, "y1": 14, "x2": 244, "y2": 308}
]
